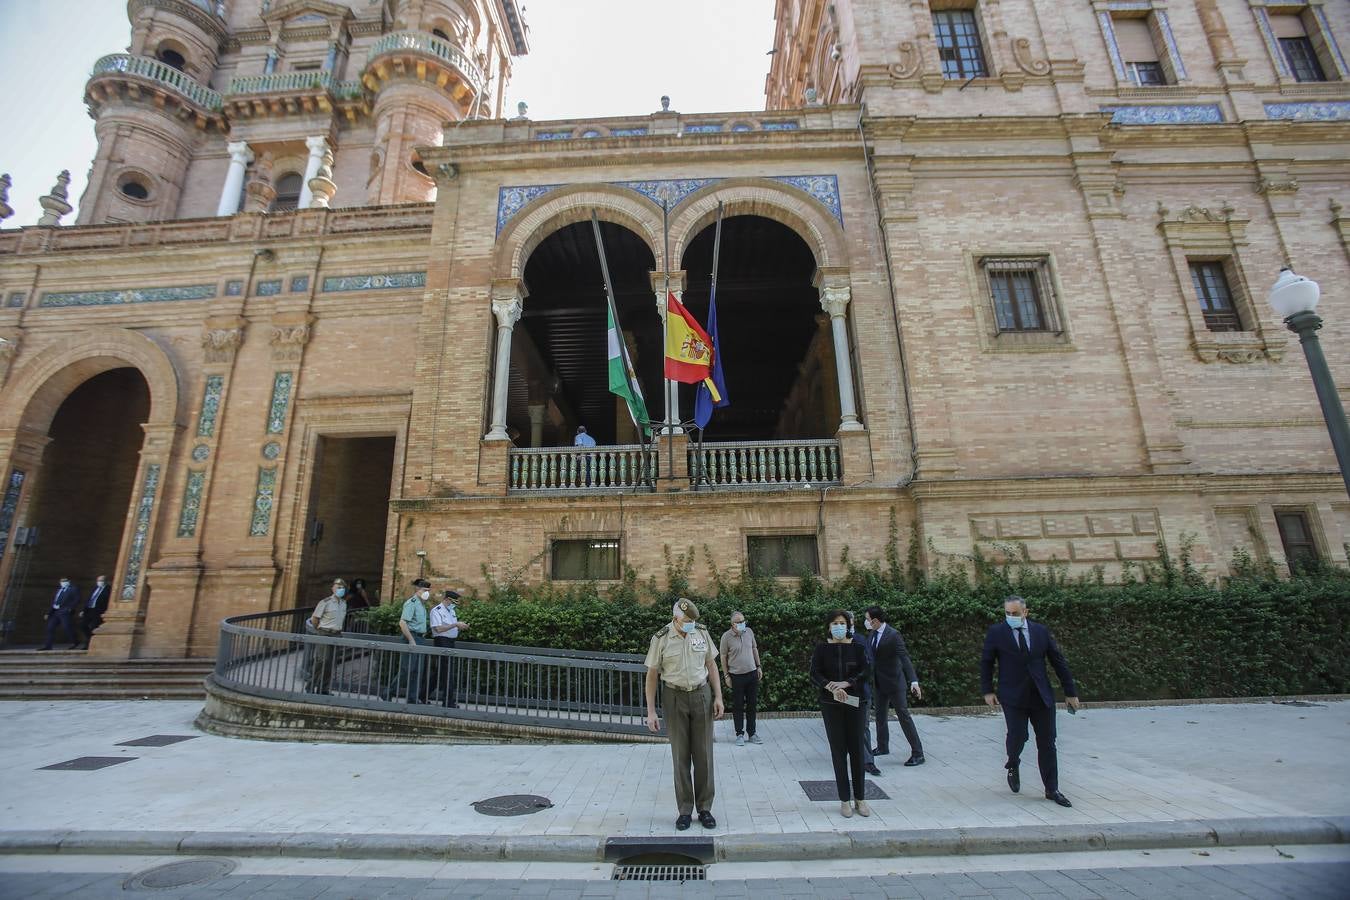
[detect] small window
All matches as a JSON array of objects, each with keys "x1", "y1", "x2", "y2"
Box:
[
  {"x1": 1188, "y1": 261, "x2": 1243, "y2": 332},
  {"x1": 1271, "y1": 14, "x2": 1328, "y2": 83},
  {"x1": 1275, "y1": 510, "x2": 1319, "y2": 575},
  {"x1": 980, "y1": 258, "x2": 1059, "y2": 334},
  {"x1": 747, "y1": 535, "x2": 819, "y2": 578},
  {"x1": 291, "y1": 62, "x2": 322, "y2": 72},
  {"x1": 933, "y1": 9, "x2": 988, "y2": 79},
  {"x1": 1126, "y1": 61, "x2": 1166, "y2": 86},
  {"x1": 1112, "y1": 16, "x2": 1168, "y2": 86},
  {"x1": 432, "y1": 28, "x2": 451, "y2": 41},
  {"x1": 117, "y1": 175, "x2": 151, "y2": 201},
  {"x1": 156, "y1": 47, "x2": 187, "y2": 71},
  {"x1": 551, "y1": 539, "x2": 620, "y2": 580},
  {"x1": 270, "y1": 173, "x2": 303, "y2": 213}
]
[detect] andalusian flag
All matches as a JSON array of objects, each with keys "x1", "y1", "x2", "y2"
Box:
[
  {"x1": 664, "y1": 292, "x2": 722, "y2": 402},
  {"x1": 607, "y1": 301, "x2": 651, "y2": 435}
]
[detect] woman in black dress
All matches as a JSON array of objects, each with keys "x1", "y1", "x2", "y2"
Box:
[{"x1": 809, "y1": 609, "x2": 874, "y2": 818}]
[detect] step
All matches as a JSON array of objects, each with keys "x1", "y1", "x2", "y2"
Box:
[
  {"x1": 0, "y1": 666, "x2": 213, "y2": 677},
  {"x1": 0, "y1": 691, "x2": 206, "y2": 700}
]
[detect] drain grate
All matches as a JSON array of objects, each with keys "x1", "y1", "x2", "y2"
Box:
[
  {"x1": 116, "y1": 735, "x2": 198, "y2": 747},
  {"x1": 39, "y1": 756, "x2": 137, "y2": 771},
  {"x1": 124, "y1": 858, "x2": 236, "y2": 891},
  {"x1": 471, "y1": 794, "x2": 553, "y2": 816},
  {"x1": 798, "y1": 779, "x2": 889, "y2": 801},
  {"x1": 613, "y1": 864, "x2": 706, "y2": 882}
]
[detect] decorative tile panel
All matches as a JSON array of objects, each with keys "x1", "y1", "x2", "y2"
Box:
[
  {"x1": 6, "y1": 292, "x2": 25, "y2": 308},
  {"x1": 610, "y1": 127, "x2": 648, "y2": 136},
  {"x1": 1313, "y1": 7, "x2": 1348, "y2": 76},
  {"x1": 536, "y1": 131, "x2": 572, "y2": 140},
  {"x1": 1265, "y1": 101, "x2": 1350, "y2": 122},
  {"x1": 266, "y1": 372, "x2": 293, "y2": 434},
  {"x1": 614, "y1": 178, "x2": 718, "y2": 209},
  {"x1": 1154, "y1": 10, "x2": 1186, "y2": 81},
  {"x1": 773, "y1": 175, "x2": 843, "y2": 224},
  {"x1": 580, "y1": 129, "x2": 602, "y2": 138},
  {"x1": 0, "y1": 469, "x2": 25, "y2": 565},
  {"x1": 496, "y1": 184, "x2": 564, "y2": 233},
  {"x1": 262, "y1": 441, "x2": 281, "y2": 460},
  {"x1": 685, "y1": 123, "x2": 723, "y2": 133},
  {"x1": 1098, "y1": 12, "x2": 1127, "y2": 81},
  {"x1": 290, "y1": 275, "x2": 309, "y2": 293},
  {"x1": 249, "y1": 466, "x2": 278, "y2": 536},
  {"x1": 224, "y1": 280, "x2": 243, "y2": 296},
  {"x1": 1102, "y1": 104, "x2": 1223, "y2": 125},
  {"x1": 196, "y1": 375, "x2": 224, "y2": 438},
  {"x1": 256, "y1": 279, "x2": 283, "y2": 296},
  {"x1": 1254, "y1": 9, "x2": 1289, "y2": 78},
  {"x1": 320, "y1": 272, "x2": 426, "y2": 292},
  {"x1": 762, "y1": 121, "x2": 800, "y2": 131},
  {"x1": 39, "y1": 284, "x2": 216, "y2": 308},
  {"x1": 121, "y1": 464, "x2": 161, "y2": 600},
  {"x1": 191, "y1": 443, "x2": 211, "y2": 462},
  {"x1": 176, "y1": 470, "x2": 206, "y2": 538}
]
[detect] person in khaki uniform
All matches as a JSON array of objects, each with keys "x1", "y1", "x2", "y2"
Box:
[{"x1": 644, "y1": 598, "x2": 724, "y2": 831}]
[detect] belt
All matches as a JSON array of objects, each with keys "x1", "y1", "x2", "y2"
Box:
[
  {"x1": 316, "y1": 628, "x2": 341, "y2": 636},
  {"x1": 662, "y1": 681, "x2": 707, "y2": 693}
]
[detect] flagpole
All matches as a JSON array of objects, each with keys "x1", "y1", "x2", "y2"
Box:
[
  {"x1": 591, "y1": 211, "x2": 651, "y2": 471},
  {"x1": 662, "y1": 199, "x2": 674, "y2": 482},
  {"x1": 697, "y1": 201, "x2": 725, "y2": 490}
]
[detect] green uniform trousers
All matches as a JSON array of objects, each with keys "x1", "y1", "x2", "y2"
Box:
[{"x1": 663, "y1": 681, "x2": 716, "y2": 815}]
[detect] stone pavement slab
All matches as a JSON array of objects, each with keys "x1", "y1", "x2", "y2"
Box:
[{"x1": 0, "y1": 699, "x2": 1346, "y2": 841}]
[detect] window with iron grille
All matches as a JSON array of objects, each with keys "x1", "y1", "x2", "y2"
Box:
[
  {"x1": 933, "y1": 10, "x2": 988, "y2": 79},
  {"x1": 747, "y1": 535, "x2": 819, "y2": 578},
  {"x1": 1275, "y1": 510, "x2": 1319, "y2": 575},
  {"x1": 980, "y1": 258, "x2": 1060, "y2": 334},
  {"x1": 1280, "y1": 36, "x2": 1327, "y2": 82},
  {"x1": 1188, "y1": 261, "x2": 1243, "y2": 332},
  {"x1": 551, "y1": 539, "x2": 621, "y2": 580}
]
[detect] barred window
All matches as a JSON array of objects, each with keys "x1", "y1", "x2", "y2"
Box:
[
  {"x1": 551, "y1": 539, "x2": 620, "y2": 580},
  {"x1": 933, "y1": 10, "x2": 988, "y2": 79},
  {"x1": 1188, "y1": 261, "x2": 1243, "y2": 332},
  {"x1": 1275, "y1": 510, "x2": 1319, "y2": 575},
  {"x1": 980, "y1": 258, "x2": 1060, "y2": 334},
  {"x1": 747, "y1": 535, "x2": 819, "y2": 578}
]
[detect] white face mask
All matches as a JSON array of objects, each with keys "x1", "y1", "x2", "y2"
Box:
[
  {"x1": 419, "y1": 590, "x2": 431, "y2": 601},
  {"x1": 734, "y1": 622, "x2": 747, "y2": 633},
  {"x1": 680, "y1": 620, "x2": 697, "y2": 634}
]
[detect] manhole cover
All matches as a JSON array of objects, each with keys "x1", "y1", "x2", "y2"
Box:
[
  {"x1": 39, "y1": 756, "x2": 137, "y2": 771},
  {"x1": 124, "y1": 858, "x2": 236, "y2": 891},
  {"x1": 798, "y1": 780, "x2": 889, "y2": 801},
  {"x1": 471, "y1": 794, "x2": 553, "y2": 816},
  {"x1": 116, "y1": 735, "x2": 198, "y2": 747},
  {"x1": 613, "y1": 864, "x2": 706, "y2": 882}
]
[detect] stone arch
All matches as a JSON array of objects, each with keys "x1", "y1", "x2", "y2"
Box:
[
  {"x1": 493, "y1": 184, "x2": 666, "y2": 282},
  {"x1": 668, "y1": 178, "x2": 848, "y2": 272},
  {"x1": 0, "y1": 328, "x2": 182, "y2": 437}
]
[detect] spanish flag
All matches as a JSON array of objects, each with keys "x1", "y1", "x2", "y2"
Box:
[{"x1": 664, "y1": 292, "x2": 722, "y2": 401}]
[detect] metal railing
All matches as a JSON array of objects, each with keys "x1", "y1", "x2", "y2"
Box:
[
  {"x1": 90, "y1": 54, "x2": 223, "y2": 111},
  {"x1": 690, "y1": 439, "x2": 843, "y2": 488},
  {"x1": 367, "y1": 30, "x2": 485, "y2": 89},
  {"x1": 214, "y1": 608, "x2": 650, "y2": 736},
  {"x1": 508, "y1": 445, "x2": 658, "y2": 494}
]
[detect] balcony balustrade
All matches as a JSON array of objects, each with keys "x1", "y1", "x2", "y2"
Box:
[
  {"x1": 689, "y1": 439, "x2": 842, "y2": 489},
  {"x1": 366, "y1": 30, "x2": 486, "y2": 91},
  {"x1": 508, "y1": 445, "x2": 658, "y2": 494},
  {"x1": 89, "y1": 54, "x2": 223, "y2": 112}
]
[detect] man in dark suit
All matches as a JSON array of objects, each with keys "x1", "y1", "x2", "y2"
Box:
[
  {"x1": 41, "y1": 577, "x2": 81, "y2": 651},
  {"x1": 980, "y1": 595, "x2": 1081, "y2": 808},
  {"x1": 77, "y1": 574, "x2": 111, "y2": 649},
  {"x1": 863, "y1": 606, "x2": 925, "y2": 766},
  {"x1": 846, "y1": 612, "x2": 881, "y2": 776}
]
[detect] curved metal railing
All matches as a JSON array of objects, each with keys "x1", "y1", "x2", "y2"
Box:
[
  {"x1": 90, "y1": 54, "x2": 223, "y2": 111},
  {"x1": 366, "y1": 30, "x2": 485, "y2": 90},
  {"x1": 213, "y1": 608, "x2": 649, "y2": 736}
]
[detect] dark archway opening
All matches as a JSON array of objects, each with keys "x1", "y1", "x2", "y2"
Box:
[
  {"x1": 5, "y1": 368, "x2": 150, "y2": 645},
  {"x1": 679, "y1": 215, "x2": 837, "y2": 441},
  {"x1": 510, "y1": 221, "x2": 660, "y2": 446}
]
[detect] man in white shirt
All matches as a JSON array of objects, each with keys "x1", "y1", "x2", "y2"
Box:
[
  {"x1": 573, "y1": 425, "x2": 597, "y2": 447},
  {"x1": 305, "y1": 578, "x2": 347, "y2": 695},
  {"x1": 430, "y1": 589, "x2": 470, "y2": 708}
]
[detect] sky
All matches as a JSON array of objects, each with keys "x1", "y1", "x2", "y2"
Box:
[{"x1": 0, "y1": 0, "x2": 777, "y2": 225}]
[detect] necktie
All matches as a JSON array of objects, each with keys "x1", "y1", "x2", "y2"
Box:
[
  {"x1": 1016, "y1": 628, "x2": 1029, "y2": 655},
  {"x1": 872, "y1": 632, "x2": 879, "y2": 651}
]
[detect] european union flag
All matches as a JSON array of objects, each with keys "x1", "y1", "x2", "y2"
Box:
[{"x1": 693, "y1": 284, "x2": 729, "y2": 429}]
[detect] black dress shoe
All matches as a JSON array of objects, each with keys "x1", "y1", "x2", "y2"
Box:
[
  {"x1": 904, "y1": 755, "x2": 925, "y2": 767},
  {"x1": 697, "y1": 810, "x2": 716, "y2": 829},
  {"x1": 1007, "y1": 767, "x2": 1020, "y2": 794},
  {"x1": 871, "y1": 747, "x2": 889, "y2": 756},
  {"x1": 675, "y1": 814, "x2": 691, "y2": 831},
  {"x1": 865, "y1": 763, "x2": 882, "y2": 776},
  {"x1": 1046, "y1": 791, "x2": 1072, "y2": 807}
]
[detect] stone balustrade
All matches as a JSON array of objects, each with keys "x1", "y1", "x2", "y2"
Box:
[
  {"x1": 689, "y1": 439, "x2": 843, "y2": 489},
  {"x1": 366, "y1": 30, "x2": 485, "y2": 90},
  {"x1": 508, "y1": 445, "x2": 658, "y2": 494},
  {"x1": 90, "y1": 54, "x2": 223, "y2": 111}
]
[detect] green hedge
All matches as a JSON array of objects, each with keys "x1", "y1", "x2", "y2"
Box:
[{"x1": 354, "y1": 537, "x2": 1350, "y2": 711}]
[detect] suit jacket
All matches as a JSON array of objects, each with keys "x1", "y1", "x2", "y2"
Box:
[
  {"x1": 850, "y1": 632, "x2": 874, "y2": 702},
  {"x1": 869, "y1": 624, "x2": 918, "y2": 694},
  {"x1": 52, "y1": 585, "x2": 80, "y2": 614},
  {"x1": 980, "y1": 620, "x2": 1077, "y2": 709},
  {"x1": 85, "y1": 584, "x2": 111, "y2": 615}
]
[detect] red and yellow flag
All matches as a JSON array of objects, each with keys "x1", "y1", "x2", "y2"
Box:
[{"x1": 664, "y1": 292, "x2": 721, "y2": 401}]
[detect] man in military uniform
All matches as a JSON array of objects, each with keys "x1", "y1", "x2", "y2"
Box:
[{"x1": 644, "y1": 598, "x2": 724, "y2": 831}]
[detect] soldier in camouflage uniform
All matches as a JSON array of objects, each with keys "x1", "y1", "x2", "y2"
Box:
[{"x1": 644, "y1": 598, "x2": 725, "y2": 830}]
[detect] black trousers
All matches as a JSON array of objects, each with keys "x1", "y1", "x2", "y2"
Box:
[
  {"x1": 43, "y1": 611, "x2": 78, "y2": 648},
  {"x1": 730, "y1": 671, "x2": 758, "y2": 736},
  {"x1": 1003, "y1": 702, "x2": 1058, "y2": 792},
  {"x1": 433, "y1": 636, "x2": 458, "y2": 708},
  {"x1": 875, "y1": 684, "x2": 924, "y2": 756},
  {"x1": 820, "y1": 701, "x2": 866, "y2": 802}
]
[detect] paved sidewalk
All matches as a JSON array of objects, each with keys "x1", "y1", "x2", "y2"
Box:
[{"x1": 1, "y1": 699, "x2": 1346, "y2": 841}]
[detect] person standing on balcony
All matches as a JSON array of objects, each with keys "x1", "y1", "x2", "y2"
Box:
[
  {"x1": 645, "y1": 598, "x2": 724, "y2": 831},
  {"x1": 719, "y1": 611, "x2": 762, "y2": 747},
  {"x1": 573, "y1": 425, "x2": 597, "y2": 447},
  {"x1": 380, "y1": 577, "x2": 430, "y2": 704},
  {"x1": 865, "y1": 606, "x2": 926, "y2": 767},
  {"x1": 430, "y1": 588, "x2": 469, "y2": 708},
  {"x1": 304, "y1": 578, "x2": 347, "y2": 695}
]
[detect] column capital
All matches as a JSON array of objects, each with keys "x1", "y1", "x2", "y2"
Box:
[
  {"x1": 491, "y1": 295, "x2": 522, "y2": 329},
  {"x1": 819, "y1": 284, "x2": 851, "y2": 319},
  {"x1": 226, "y1": 141, "x2": 254, "y2": 165},
  {"x1": 305, "y1": 135, "x2": 330, "y2": 155},
  {"x1": 649, "y1": 270, "x2": 687, "y2": 293}
]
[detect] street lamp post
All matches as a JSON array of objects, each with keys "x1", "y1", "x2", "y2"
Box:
[{"x1": 1268, "y1": 268, "x2": 1350, "y2": 498}]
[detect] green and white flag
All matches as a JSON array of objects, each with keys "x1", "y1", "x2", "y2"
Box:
[{"x1": 607, "y1": 301, "x2": 651, "y2": 436}]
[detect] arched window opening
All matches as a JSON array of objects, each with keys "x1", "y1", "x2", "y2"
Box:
[
  {"x1": 270, "y1": 173, "x2": 303, "y2": 212},
  {"x1": 156, "y1": 47, "x2": 187, "y2": 71},
  {"x1": 117, "y1": 174, "x2": 151, "y2": 201}
]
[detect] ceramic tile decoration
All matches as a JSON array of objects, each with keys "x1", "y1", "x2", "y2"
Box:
[
  {"x1": 121, "y1": 464, "x2": 160, "y2": 599},
  {"x1": 191, "y1": 444, "x2": 210, "y2": 462},
  {"x1": 319, "y1": 272, "x2": 426, "y2": 292},
  {"x1": 6, "y1": 292, "x2": 25, "y2": 307},
  {"x1": 1265, "y1": 101, "x2": 1350, "y2": 122},
  {"x1": 248, "y1": 466, "x2": 278, "y2": 536},
  {"x1": 261, "y1": 441, "x2": 281, "y2": 460},
  {"x1": 1102, "y1": 104, "x2": 1223, "y2": 125},
  {"x1": 224, "y1": 280, "x2": 243, "y2": 296},
  {"x1": 196, "y1": 375, "x2": 224, "y2": 438},
  {"x1": 266, "y1": 372, "x2": 292, "y2": 434},
  {"x1": 0, "y1": 469, "x2": 24, "y2": 565},
  {"x1": 39, "y1": 284, "x2": 216, "y2": 308},
  {"x1": 177, "y1": 470, "x2": 206, "y2": 538},
  {"x1": 256, "y1": 279, "x2": 283, "y2": 296},
  {"x1": 290, "y1": 275, "x2": 309, "y2": 293}
]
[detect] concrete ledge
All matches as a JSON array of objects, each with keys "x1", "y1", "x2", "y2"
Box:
[{"x1": 3, "y1": 815, "x2": 1344, "y2": 863}]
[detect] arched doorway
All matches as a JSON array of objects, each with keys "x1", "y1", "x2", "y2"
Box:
[
  {"x1": 679, "y1": 215, "x2": 839, "y2": 440},
  {"x1": 507, "y1": 220, "x2": 661, "y2": 446},
  {"x1": 3, "y1": 368, "x2": 150, "y2": 645}
]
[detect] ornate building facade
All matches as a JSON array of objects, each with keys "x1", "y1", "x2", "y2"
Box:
[{"x1": 0, "y1": 0, "x2": 1347, "y2": 659}]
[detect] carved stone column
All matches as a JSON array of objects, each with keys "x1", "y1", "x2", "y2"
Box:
[
  {"x1": 816, "y1": 279, "x2": 865, "y2": 433},
  {"x1": 216, "y1": 142, "x2": 254, "y2": 217},
  {"x1": 485, "y1": 280, "x2": 524, "y2": 441},
  {"x1": 243, "y1": 153, "x2": 276, "y2": 214},
  {"x1": 298, "y1": 136, "x2": 329, "y2": 210}
]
